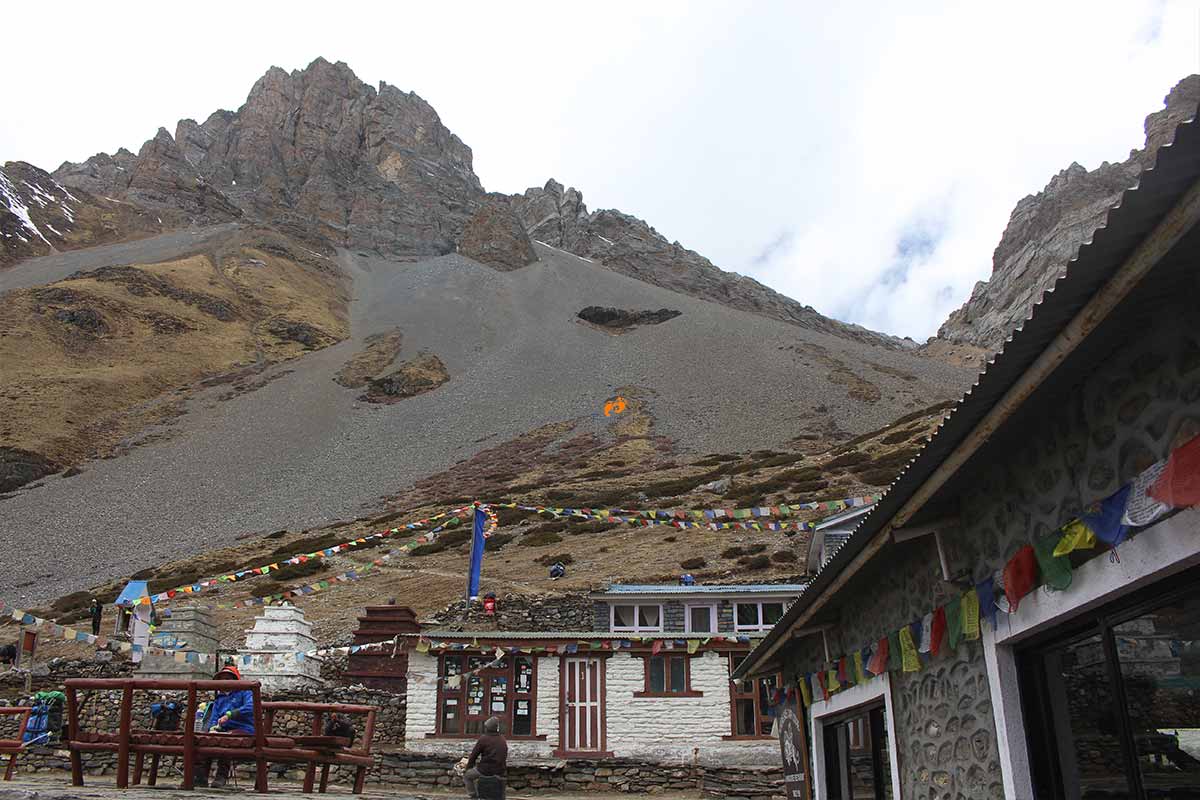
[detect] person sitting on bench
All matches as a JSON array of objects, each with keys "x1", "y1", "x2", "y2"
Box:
[
  {"x1": 463, "y1": 716, "x2": 507, "y2": 799},
  {"x1": 196, "y1": 665, "x2": 255, "y2": 788}
]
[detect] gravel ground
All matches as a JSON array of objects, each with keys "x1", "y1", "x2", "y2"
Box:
[
  {"x1": 0, "y1": 223, "x2": 241, "y2": 293},
  {"x1": 0, "y1": 242, "x2": 968, "y2": 604}
]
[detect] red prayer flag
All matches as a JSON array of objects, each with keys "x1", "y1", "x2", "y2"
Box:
[
  {"x1": 837, "y1": 656, "x2": 849, "y2": 684},
  {"x1": 867, "y1": 637, "x2": 889, "y2": 675},
  {"x1": 651, "y1": 640, "x2": 663, "y2": 655},
  {"x1": 930, "y1": 606, "x2": 947, "y2": 657},
  {"x1": 1150, "y1": 433, "x2": 1200, "y2": 508},
  {"x1": 1004, "y1": 545, "x2": 1039, "y2": 612}
]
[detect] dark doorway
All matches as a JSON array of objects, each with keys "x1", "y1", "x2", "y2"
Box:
[
  {"x1": 1018, "y1": 565, "x2": 1200, "y2": 799},
  {"x1": 822, "y1": 703, "x2": 892, "y2": 799}
]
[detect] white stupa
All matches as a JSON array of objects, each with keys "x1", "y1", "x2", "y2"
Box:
[{"x1": 236, "y1": 603, "x2": 324, "y2": 692}]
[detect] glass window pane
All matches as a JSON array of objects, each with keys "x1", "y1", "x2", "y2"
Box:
[
  {"x1": 736, "y1": 604, "x2": 759, "y2": 627},
  {"x1": 1113, "y1": 593, "x2": 1200, "y2": 797},
  {"x1": 512, "y1": 700, "x2": 532, "y2": 736},
  {"x1": 1041, "y1": 633, "x2": 1133, "y2": 797},
  {"x1": 441, "y1": 697, "x2": 460, "y2": 734},
  {"x1": 639, "y1": 605, "x2": 660, "y2": 628},
  {"x1": 762, "y1": 603, "x2": 784, "y2": 626},
  {"x1": 649, "y1": 657, "x2": 665, "y2": 692},
  {"x1": 614, "y1": 605, "x2": 636, "y2": 628},
  {"x1": 689, "y1": 606, "x2": 713, "y2": 632},
  {"x1": 670, "y1": 657, "x2": 686, "y2": 693},
  {"x1": 735, "y1": 699, "x2": 756, "y2": 736}
]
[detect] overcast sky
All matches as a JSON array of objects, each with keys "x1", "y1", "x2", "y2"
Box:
[{"x1": 4, "y1": 1, "x2": 1197, "y2": 339}]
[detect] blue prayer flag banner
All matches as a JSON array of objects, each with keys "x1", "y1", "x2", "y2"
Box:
[
  {"x1": 466, "y1": 507, "x2": 486, "y2": 599},
  {"x1": 1082, "y1": 485, "x2": 1132, "y2": 547}
]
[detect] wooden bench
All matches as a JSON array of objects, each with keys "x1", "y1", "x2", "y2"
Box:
[
  {"x1": 0, "y1": 707, "x2": 32, "y2": 781},
  {"x1": 65, "y1": 678, "x2": 273, "y2": 791},
  {"x1": 262, "y1": 701, "x2": 378, "y2": 793},
  {"x1": 64, "y1": 679, "x2": 378, "y2": 793}
]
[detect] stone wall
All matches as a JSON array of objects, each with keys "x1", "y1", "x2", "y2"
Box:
[
  {"x1": 783, "y1": 276, "x2": 1200, "y2": 799},
  {"x1": 430, "y1": 593, "x2": 593, "y2": 632}
]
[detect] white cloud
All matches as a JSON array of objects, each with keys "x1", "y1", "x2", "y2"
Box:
[{"x1": 1, "y1": 0, "x2": 1195, "y2": 339}]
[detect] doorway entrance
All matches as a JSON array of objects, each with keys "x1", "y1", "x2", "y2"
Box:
[
  {"x1": 559, "y1": 656, "x2": 607, "y2": 755},
  {"x1": 820, "y1": 703, "x2": 893, "y2": 800}
]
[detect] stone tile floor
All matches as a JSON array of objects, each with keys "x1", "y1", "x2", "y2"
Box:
[{"x1": 0, "y1": 776, "x2": 708, "y2": 800}]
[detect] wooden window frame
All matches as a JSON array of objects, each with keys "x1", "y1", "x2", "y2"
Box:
[
  {"x1": 610, "y1": 603, "x2": 665, "y2": 633},
  {"x1": 431, "y1": 653, "x2": 546, "y2": 740},
  {"x1": 634, "y1": 653, "x2": 703, "y2": 698},
  {"x1": 684, "y1": 603, "x2": 717, "y2": 634},
  {"x1": 724, "y1": 652, "x2": 781, "y2": 739},
  {"x1": 733, "y1": 600, "x2": 787, "y2": 632}
]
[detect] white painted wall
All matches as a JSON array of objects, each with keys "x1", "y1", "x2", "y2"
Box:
[{"x1": 605, "y1": 651, "x2": 778, "y2": 766}]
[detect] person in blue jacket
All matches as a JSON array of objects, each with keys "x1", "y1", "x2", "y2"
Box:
[{"x1": 196, "y1": 664, "x2": 255, "y2": 788}]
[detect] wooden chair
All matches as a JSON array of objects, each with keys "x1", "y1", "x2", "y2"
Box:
[{"x1": 0, "y1": 707, "x2": 32, "y2": 781}]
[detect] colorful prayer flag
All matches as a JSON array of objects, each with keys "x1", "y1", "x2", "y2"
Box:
[
  {"x1": 1080, "y1": 485, "x2": 1132, "y2": 547},
  {"x1": 1124, "y1": 459, "x2": 1171, "y2": 526},
  {"x1": 931, "y1": 606, "x2": 947, "y2": 657},
  {"x1": 961, "y1": 589, "x2": 980, "y2": 641},
  {"x1": 1034, "y1": 532, "x2": 1073, "y2": 591},
  {"x1": 899, "y1": 624, "x2": 920, "y2": 672},
  {"x1": 1150, "y1": 433, "x2": 1200, "y2": 508},
  {"x1": 1054, "y1": 519, "x2": 1096, "y2": 557}
]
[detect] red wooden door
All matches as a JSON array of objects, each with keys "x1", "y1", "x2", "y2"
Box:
[{"x1": 561, "y1": 657, "x2": 605, "y2": 754}]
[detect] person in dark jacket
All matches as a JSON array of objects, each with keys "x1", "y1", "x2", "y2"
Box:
[
  {"x1": 463, "y1": 716, "x2": 507, "y2": 799},
  {"x1": 195, "y1": 664, "x2": 255, "y2": 788},
  {"x1": 89, "y1": 599, "x2": 103, "y2": 637}
]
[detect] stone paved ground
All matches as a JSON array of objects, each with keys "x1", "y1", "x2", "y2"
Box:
[{"x1": 0, "y1": 776, "x2": 707, "y2": 800}]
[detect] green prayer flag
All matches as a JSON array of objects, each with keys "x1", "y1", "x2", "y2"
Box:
[
  {"x1": 887, "y1": 632, "x2": 902, "y2": 672},
  {"x1": 1034, "y1": 532, "x2": 1073, "y2": 591},
  {"x1": 946, "y1": 598, "x2": 963, "y2": 650}
]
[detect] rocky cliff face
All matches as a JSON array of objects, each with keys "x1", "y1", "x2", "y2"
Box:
[
  {"x1": 457, "y1": 197, "x2": 537, "y2": 270},
  {"x1": 508, "y1": 179, "x2": 910, "y2": 348},
  {"x1": 935, "y1": 75, "x2": 1200, "y2": 355},
  {"x1": 0, "y1": 161, "x2": 165, "y2": 267},
  {"x1": 55, "y1": 58, "x2": 482, "y2": 256}
]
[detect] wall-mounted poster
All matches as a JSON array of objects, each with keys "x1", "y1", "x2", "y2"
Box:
[{"x1": 777, "y1": 690, "x2": 811, "y2": 800}]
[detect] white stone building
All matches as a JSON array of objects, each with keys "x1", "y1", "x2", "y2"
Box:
[{"x1": 403, "y1": 584, "x2": 806, "y2": 767}]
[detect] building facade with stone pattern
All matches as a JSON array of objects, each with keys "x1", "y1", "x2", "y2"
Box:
[
  {"x1": 735, "y1": 111, "x2": 1200, "y2": 800},
  {"x1": 403, "y1": 583, "x2": 805, "y2": 766}
]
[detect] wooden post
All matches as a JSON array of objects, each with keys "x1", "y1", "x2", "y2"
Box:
[
  {"x1": 116, "y1": 683, "x2": 133, "y2": 789},
  {"x1": 66, "y1": 686, "x2": 84, "y2": 786},
  {"x1": 252, "y1": 684, "x2": 268, "y2": 793},
  {"x1": 182, "y1": 684, "x2": 197, "y2": 790}
]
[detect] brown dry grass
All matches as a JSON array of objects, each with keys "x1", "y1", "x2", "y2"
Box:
[
  {"x1": 334, "y1": 329, "x2": 403, "y2": 388},
  {"x1": 0, "y1": 229, "x2": 348, "y2": 469}
]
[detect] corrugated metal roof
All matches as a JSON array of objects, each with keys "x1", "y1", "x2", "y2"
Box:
[
  {"x1": 737, "y1": 110, "x2": 1200, "y2": 678},
  {"x1": 592, "y1": 583, "x2": 807, "y2": 596}
]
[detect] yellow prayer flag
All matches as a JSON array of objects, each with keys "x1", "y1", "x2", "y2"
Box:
[
  {"x1": 899, "y1": 626, "x2": 920, "y2": 672},
  {"x1": 799, "y1": 679, "x2": 812, "y2": 707},
  {"x1": 962, "y1": 590, "x2": 981, "y2": 641},
  {"x1": 416, "y1": 639, "x2": 430, "y2": 654},
  {"x1": 687, "y1": 639, "x2": 700, "y2": 654},
  {"x1": 853, "y1": 650, "x2": 867, "y2": 684},
  {"x1": 1053, "y1": 520, "x2": 1096, "y2": 557},
  {"x1": 826, "y1": 668, "x2": 839, "y2": 693}
]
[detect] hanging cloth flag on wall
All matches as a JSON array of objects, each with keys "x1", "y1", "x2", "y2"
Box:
[
  {"x1": 961, "y1": 589, "x2": 980, "y2": 641},
  {"x1": 1034, "y1": 532, "x2": 1073, "y2": 591},
  {"x1": 1053, "y1": 519, "x2": 1097, "y2": 557},
  {"x1": 1124, "y1": 459, "x2": 1171, "y2": 526},
  {"x1": 1080, "y1": 485, "x2": 1132, "y2": 548},
  {"x1": 1002, "y1": 547, "x2": 1037, "y2": 613},
  {"x1": 930, "y1": 606, "x2": 947, "y2": 657},
  {"x1": 976, "y1": 577, "x2": 1000, "y2": 630},
  {"x1": 466, "y1": 507, "x2": 486, "y2": 600},
  {"x1": 898, "y1": 624, "x2": 920, "y2": 673},
  {"x1": 867, "y1": 637, "x2": 888, "y2": 676},
  {"x1": 1149, "y1": 433, "x2": 1200, "y2": 508}
]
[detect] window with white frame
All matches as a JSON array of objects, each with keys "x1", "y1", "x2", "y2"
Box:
[
  {"x1": 685, "y1": 604, "x2": 716, "y2": 633},
  {"x1": 734, "y1": 601, "x2": 786, "y2": 632},
  {"x1": 611, "y1": 603, "x2": 663, "y2": 632}
]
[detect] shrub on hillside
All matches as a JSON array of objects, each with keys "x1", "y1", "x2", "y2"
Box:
[
  {"x1": 409, "y1": 541, "x2": 448, "y2": 556},
  {"x1": 537, "y1": 552, "x2": 575, "y2": 566},
  {"x1": 268, "y1": 559, "x2": 326, "y2": 583},
  {"x1": 485, "y1": 533, "x2": 514, "y2": 551},
  {"x1": 771, "y1": 550, "x2": 797, "y2": 563},
  {"x1": 680, "y1": 557, "x2": 707, "y2": 569},
  {"x1": 739, "y1": 555, "x2": 771, "y2": 571},
  {"x1": 721, "y1": 546, "x2": 746, "y2": 559}
]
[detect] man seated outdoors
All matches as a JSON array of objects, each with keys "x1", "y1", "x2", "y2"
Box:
[
  {"x1": 195, "y1": 664, "x2": 255, "y2": 788},
  {"x1": 463, "y1": 716, "x2": 507, "y2": 799}
]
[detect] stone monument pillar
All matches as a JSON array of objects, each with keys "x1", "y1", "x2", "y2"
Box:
[
  {"x1": 237, "y1": 603, "x2": 324, "y2": 692},
  {"x1": 137, "y1": 606, "x2": 220, "y2": 680}
]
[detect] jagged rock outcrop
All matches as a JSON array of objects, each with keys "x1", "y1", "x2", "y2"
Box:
[
  {"x1": 935, "y1": 75, "x2": 1200, "y2": 355},
  {"x1": 0, "y1": 161, "x2": 164, "y2": 267},
  {"x1": 510, "y1": 180, "x2": 909, "y2": 348},
  {"x1": 577, "y1": 306, "x2": 681, "y2": 330},
  {"x1": 457, "y1": 198, "x2": 537, "y2": 270}
]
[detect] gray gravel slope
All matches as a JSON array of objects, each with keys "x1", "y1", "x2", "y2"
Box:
[{"x1": 0, "y1": 242, "x2": 968, "y2": 603}]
